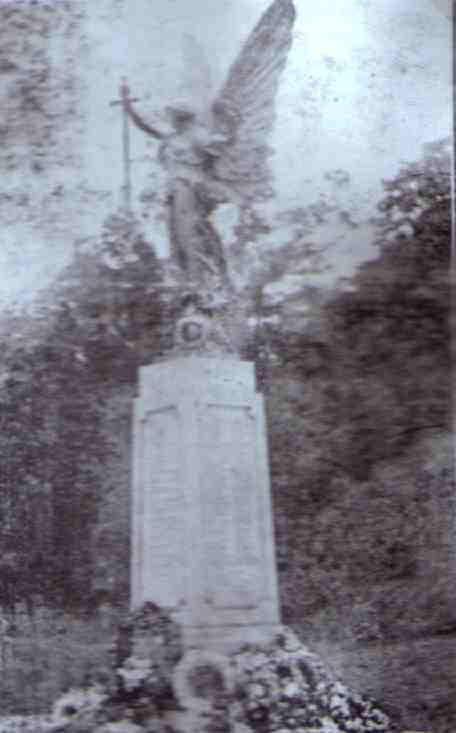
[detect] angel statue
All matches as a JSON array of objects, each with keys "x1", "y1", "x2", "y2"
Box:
[{"x1": 121, "y1": 0, "x2": 296, "y2": 296}]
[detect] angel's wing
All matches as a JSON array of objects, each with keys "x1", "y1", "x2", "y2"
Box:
[{"x1": 210, "y1": 0, "x2": 296, "y2": 201}]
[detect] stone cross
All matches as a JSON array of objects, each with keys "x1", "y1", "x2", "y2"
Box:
[{"x1": 110, "y1": 78, "x2": 140, "y2": 218}]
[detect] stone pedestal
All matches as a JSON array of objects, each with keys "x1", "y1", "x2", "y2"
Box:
[{"x1": 131, "y1": 356, "x2": 280, "y2": 653}]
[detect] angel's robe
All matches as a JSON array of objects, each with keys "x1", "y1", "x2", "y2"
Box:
[{"x1": 159, "y1": 126, "x2": 235, "y2": 286}]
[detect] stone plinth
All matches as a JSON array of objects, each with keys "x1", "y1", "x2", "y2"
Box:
[{"x1": 131, "y1": 356, "x2": 280, "y2": 653}]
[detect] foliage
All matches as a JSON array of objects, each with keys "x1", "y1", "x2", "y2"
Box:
[
  {"x1": 0, "y1": 214, "x2": 165, "y2": 612},
  {"x1": 0, "y1": 0, "x2": 84, "y2": 181},
  {"x1": 265, "y1": 138, "x2": 453, "y2": 643},
  {"x1": 0, "y1": 314, "x2": 107, "y2": 610}
]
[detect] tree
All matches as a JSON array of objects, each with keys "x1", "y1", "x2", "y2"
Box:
[
  {"x1": 265, "y1": 138, "x2": 453, "y2": 641},
  {"x1": 0, "y1": 213, "x2": 167, "y2": 611}
]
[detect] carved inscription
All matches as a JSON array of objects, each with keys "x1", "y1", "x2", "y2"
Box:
[
  {"x1": 142, "y1": 407, "x2": 184, "y2": 608},
  {"x1": 199, "y1": 405, "x2": 262, "y2": 608}
]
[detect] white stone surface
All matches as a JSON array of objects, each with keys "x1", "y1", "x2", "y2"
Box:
[{"x1": 131, "y1": 356, "x2": 280, "y2": 652}]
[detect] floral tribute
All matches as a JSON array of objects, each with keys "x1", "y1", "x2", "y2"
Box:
[
  {"x1": 228, "y1": 627, "x2": 397, "y2": 733},
  {"x1": 0, "y1": 607, "x2": 399, "y2": 733}
]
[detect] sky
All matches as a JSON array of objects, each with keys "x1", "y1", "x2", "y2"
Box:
[{"x1": 0, "y1": 0, "x2": 451, "y2": 310}]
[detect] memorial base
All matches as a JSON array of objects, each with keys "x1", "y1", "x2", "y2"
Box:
[{"x1": 131, "y1": 355, "x2": 281, "y2": 656}]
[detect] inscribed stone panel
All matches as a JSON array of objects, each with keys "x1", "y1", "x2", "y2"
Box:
[
  {"x1": 142, "y1": 406, "x2": 185, "y2": 608},
  {"x1": 199, "y1": 404, "x2": 262, "y2": 608}
]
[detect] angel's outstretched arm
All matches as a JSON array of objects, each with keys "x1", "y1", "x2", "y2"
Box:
[{"x1": 121, "y1": 80, "x2": 165, "y2": 139}]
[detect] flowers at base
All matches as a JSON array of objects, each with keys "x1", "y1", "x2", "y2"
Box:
[
  {"x1": 114, "y1": 601, "x2": 182, "y2": 677},
  {"x1": 51, "y1": 685, "x2": 107, "y2": 727},
  {"x1": 115, "y1": 653, "x2": 174, "y2": 713},
  {"x1": 230, "y1": 627, "x2": 395, "y2": 733},
  {"x1": 37, "y1": 607, "x2": 398, "y2": 733},
  {"x1": 117, "y1": 656, "x2": 153, "y2": 693},
  {"x1": 0, "y1": 716, "x2": 56, "y2": 733}
]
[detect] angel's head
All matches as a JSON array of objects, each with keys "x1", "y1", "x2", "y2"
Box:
[{"x1": 165, "y1": 104, "x2": 196, "y2": 133}]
